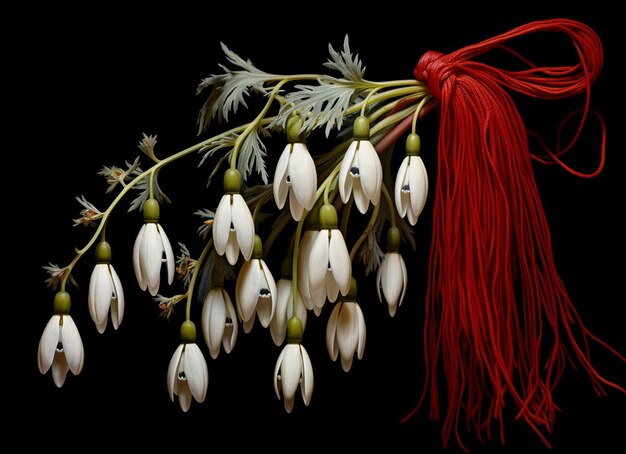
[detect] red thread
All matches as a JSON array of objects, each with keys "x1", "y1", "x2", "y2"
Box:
[{"x1": 401, "y1": 19, "x2": 624, "y2": 450}]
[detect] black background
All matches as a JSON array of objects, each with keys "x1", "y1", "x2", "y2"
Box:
[{"x1": 13, "y1": 4, "x2": 624, "y2": 452}]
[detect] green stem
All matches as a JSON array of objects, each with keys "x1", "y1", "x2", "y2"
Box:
[
  {"x1": 411, "y1": 96, "x2": 432, "y2": 134},
  {"x1": 380, "y1": 183, "x2": 397, "y2": 228},
  {"x1": 185, "y1": 239, "x2": 213, "y2": 321},
  {"x1": 349, "y1": 201, "x2": 380, "y2": 263},
  {"x1": 291, "y1": 218, "x2": 305, "y2": 317}
]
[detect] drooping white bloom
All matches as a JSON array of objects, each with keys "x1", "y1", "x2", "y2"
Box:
[
  {"x1": 88, "y1": 261, "x2": 124, "y2": 333},
  {"x1": 235, "y1": 236, "x2": 277, "y2": 332},
  {"x1": 376, "y1": 251, "x2": 408, "y2": 317},
  {"x1": 167, "y1": 342, "x2": 209, "y2": 412},
  {"x1": 273, "y1": 143, "x2": 317, "y2": 221},
  {"x1": 201, "y1": 287, "x2": 238, "y2": 359},
  {"x1": 308, "y1": 206, "x2": 352, "y2": 302},
  {"x1": 394, "y1": 137, "x2": 428, "y2": 225},
  {"x1": 297, "y1": 229, "x2": 326, "y2": 314},
  {"x1": 38, "y1": 314, "x2": 84, "y2": 388},
  {"x1": 326, "y1": 300, "x2": 366, "y2": 372},
  {"x1": 133, "y1": 222, "x2": 175, "y2": 296},
  {"x1": 270, "y1": 278, "x2": 308, "y2": 346},
  {"x1": 273, "y1": 343, "x2": 314, "y2": 413},
  {"x1": 338, "y1": 139, "x2": 382, "y2": 214},
  {"x1": 213, "y1": 193, "x2": 255, "y2": 266}
]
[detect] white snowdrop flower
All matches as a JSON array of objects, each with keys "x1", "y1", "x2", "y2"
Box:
[
  {"x1": 338, "y1": 116, "x2": 382, "y2": 214},
  {"x1": 133, "y1": 199, "x2": 175, "y2": 296},
  {"x1": 308, "y1": 204, "x2": 351, "y2": 303},
  {"x1": 273, "y1": 142, "x2": 317, "y2": 222},
  {"x1": 88, "y1": 241, "x2": 124, "y2": 333},
  {"x1": 326, "y1": 279, "x2": 366, "y2": 372},
  {"x1": 213, "y1": 169, "x2": 255, "y2": 265},
  {"x1": 37, "y1": 292, "x2": 84, "y2": 387},
  {"x1": 273, "y1": 317, "x2": 313, "y2": 413},
  {"x1": 235, "y1": 235, "x2": 277, "y2": 332},
  {"x1": 297, "y1": 206, "x2": 327, "y2": 314},
  {"x1": 395, "y1": 133, "x2": 428, "y2": 225},
  {"x1": 167, "y1": 321, "x2": 209, "y2": 413},
  {"x1": 376, "y1": 227, "x2": 408, "y2": 317},
  {"x1": 201, "y1": 267, "x2": 238, "y2": 359}
]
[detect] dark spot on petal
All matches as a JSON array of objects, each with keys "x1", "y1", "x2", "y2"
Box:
[
  {"x1": 259, "y1": 288, "x2": 271, "y2": 297},
  {"x1": 178, "y1": 371, "x2": 187, "y2": 381},
  {"x1": 350, "y1": 166, "x2": 360, "y2": 177},
  {"x1": 56, "y1": 342, "x2": 64, "y2": 353},
  {"x1": 230, "y1": 222, "x2": 235, "y2": 230},
  {"x1": 401, "y1": 184, "x2": 410, "y2": 192}
]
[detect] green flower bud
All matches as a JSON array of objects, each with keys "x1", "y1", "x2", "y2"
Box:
[
  {"x1": 223, "y1": 168, "x2": 241, "y2": 194},
  {"x1": 286, "y1": 316, "x2": 303, "y2": 344},
  {"x1": 53, "y1": 291, "x2": 71, "y2": 315},
  {"x1": 286, "y1": 114, "x2": 303, "y2": 143},
  {"x1": 386, "y1": 227, "x2": 401, "y2": 252},
  {"x1": 252, "y1": 235, "x2": 263, "y2": 260},
  {"x1": 180, "y1": 320, "x2": 197, "y2": 343},
  {"x1": 143, "y1": 198, "x2": 160, "y2": 223},
  {"x1": 319, "y1": 203, "x2": 338, "y2": 230},
  {"x1": 95, "y1": 241, "x2": 112, "y2": 263},
  {"x1": 406, "y1": 133, "x2": 421, "y2": 157},
  {"x1": 353, "y1": 116, "x2": 370, "y2": 140}
]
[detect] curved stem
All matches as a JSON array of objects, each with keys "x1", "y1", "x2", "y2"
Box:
[
  {"x1": 380, "y1": 183, "x2": 396, "y2": 228},
  {"x1": 291, "y1": 218, "x2": 305, "y2": 317},
  {"x1": 185, "y1": 239, "x2": 213, "y2": 321},
  {"x1": 349, "y1": 201, "x2": 381, "y2": 263}
]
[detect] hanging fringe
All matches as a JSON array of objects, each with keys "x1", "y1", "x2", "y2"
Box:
[{"x1": 401, "y1": 19, "x2": 625, "y2": 450}]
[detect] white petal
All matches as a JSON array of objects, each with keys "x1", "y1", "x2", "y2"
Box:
[
  {"x1": 257, "y1": 260, "x2": 277, "y2": 327},
  {"x1": 141, "y1": 223, "x2": 163, "y2": 296},
  {"x1": 288, "y1": 143, "x2": 317, "y2": 211},
  {"x1": 273, "y1": 346, "x2": 287, "y2": 399},
  {"x1": 243, "y1": 316, "x2": 255, "y2": 334},
  {"x1": 167, "y1": 344, "x2": 184, "y2": 401},
  {"x1": 133, "y1": 224, "x2": 147, "y2": 290},
  {"x1": 408, "y1": 156, "x2": 428, "y2": 220},
  {"x1": 60, "y1": 316, "x2": 84, "y2": 375},
  {"x1": 51, "y1": 352, "x2": 70, "y2": 388},
  {"x1": 232, "y1": 194, "x2": 255, "y2": 261},
  {"x1": 356, "y1": 304, "x2": 366, "y2": 360},
  {"x1": 337, "y1": 303, "x2": 358, "y2": 372},
  {"x1": 222, "y1": 291, "x2": 238, "y2": 354},
  {"x1": 273, "y1": 144, "x2": 291, "y2": 210},
  {"x1": 338, "y1": 141, "x2": 357, "y2": 203},
  {"x1": 284, "y1": 396, "x2": 295, "y2": 414},
  {"x1": 313, "y1": 305, "x2": 323, "y2": 317},
  {"x1": 38, "y1": 315, "x2": 60, "y2": 374},
  {"x1": 376, "y1": 260, "x2": 384, "y2": 304},
  {"x1": 325, "y1": 269, "x2": 340, "y2": 303},
  {"x1": 340, "y1": 356, "x2": 354, "y2": 372},
  {"x1": 280, "y1": 345, "x2": 302, "y2": 401},
  {"x1": 311, "y1": 282, "x2": 327, "y2": 309},
  {"x1": 184, "y1": 344, "x2": 209, "y2": 403},
  {"x1": 225, "y1": 230, "x2": 240, "y2": 266},
  {"x1": 326, "y1": 303, "x2": 340, "y2": 361},
  {"x1": 236, "y1": 261, "x2": 262, "y2": 323},
  {"x1": 92, "y1": 264, "x2": 113, "y2": 328},
  {"x1": 357, "y1": 141, "x2": 381, "y2": 202},
  {"x1": 308, "y1": 230, "x2": 329, "y2": 291},
  {"x1": 300, "y1": 345, "x2": 314, "y2": 406},
  {"x1": 157, "y1": 224, "x2": 176, "y2": 286},
  {"x1": 382, "y1": 254, "x2": 403, "y2": 306},
  {"x1": 213, "y1": 195, "x2": 232, "y2": 256},
  {"x1": 294, "y1": 292, "x2": 308, "y2": 332},
  {"x1": 270, "y1": 279, "x2": 291, "y2": 346},
  {"x1": 329, "y1": 230, "x2": 351, "y2": 296},
  {"x1": 394, "y1": 157, "x2": 409, "y2": 217},
  {"x1": 351, "y1": 177, "x2": 370, "y2": 214},
  {"x1": 288, "y1": 189, "x2": 305, "y2": 222},
  {"x1": 297, "y1": 231, "x2": 317, "y2": 307},
  {"x1": 177, "y1": 381, "x2": 192, "y2": 412},
  {"x1": 88, "y1": 265, "x2": 100, "y2": 325},
  {"x1": 202, "y1": 290, "x2": 226, "y2": 359},
  {"x1": 109, "y1": 264, "x2": 125, "y2": 330}
]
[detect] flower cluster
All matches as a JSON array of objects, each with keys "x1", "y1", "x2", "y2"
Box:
[{"x1": 38, "y1": 36, "x2": 430, "y2": 413}]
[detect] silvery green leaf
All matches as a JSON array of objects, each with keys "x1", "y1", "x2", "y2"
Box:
[
  {"x1": 196, "y1": 43, "x2": 275, "y2": 132},
  {"x1": 128, "y1": 171, "x2": 171, "y2": 212},
  {"x1": 237, "y1": 126, "x2": 270, "y2": 183},
  {"x1": 195, "y1": 208, "x2": 215, "y2": 240},
  {"x1": 275, "y1": 81, "x2": 357, "y2": 137},
  {"x1": 324, "y1": 35, "x2": 365, "y2": 82}
]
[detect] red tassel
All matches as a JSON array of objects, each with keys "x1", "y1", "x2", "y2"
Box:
[{"x1": 401, "y1": 19, "x2": 625, "y2": 449}]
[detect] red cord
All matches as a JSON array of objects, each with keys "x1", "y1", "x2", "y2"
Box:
[{"x1": 401, "y1": 19, "x2": 624, "y2": 450}]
